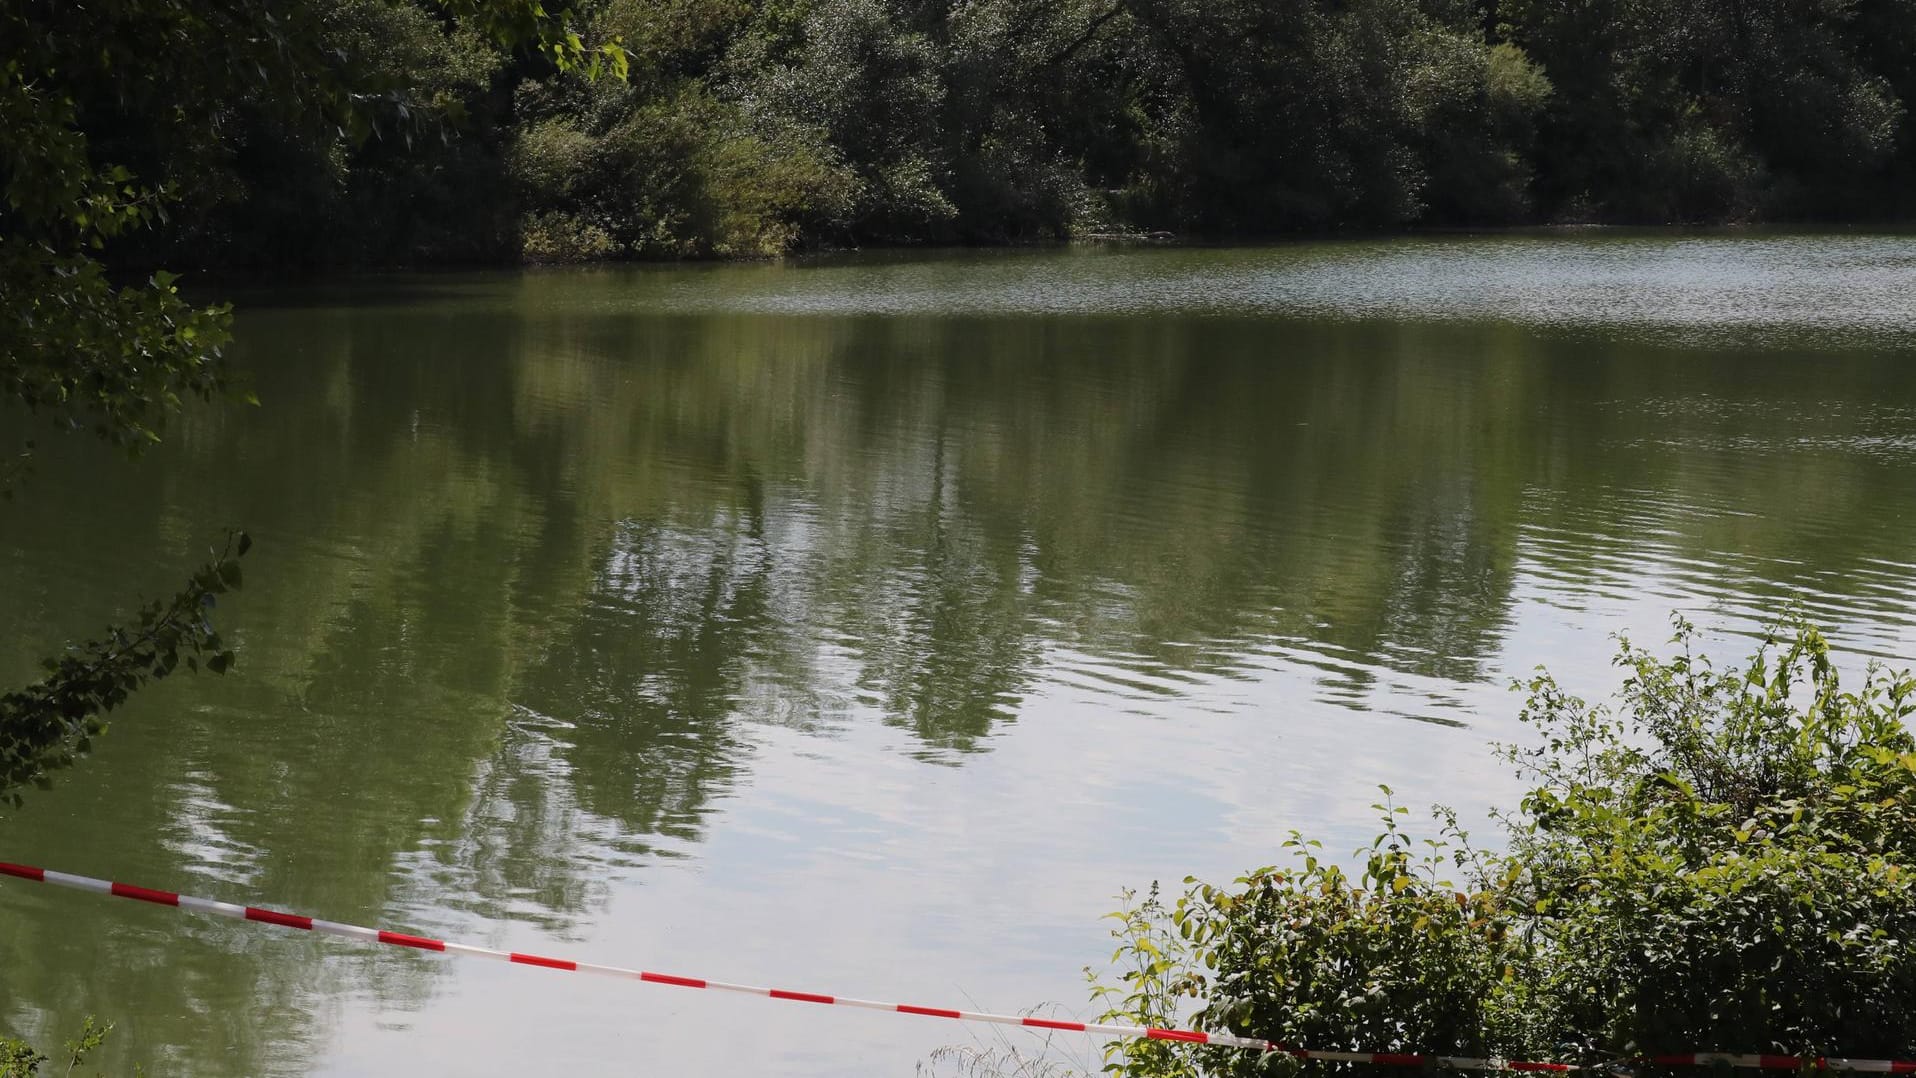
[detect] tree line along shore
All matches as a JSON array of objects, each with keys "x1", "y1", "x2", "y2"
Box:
[{"x1": 17, "y1": 0, "x2": 1916, "y2": 276}]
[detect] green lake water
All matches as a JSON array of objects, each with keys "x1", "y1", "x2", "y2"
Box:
[{"x1": 3, "y1": 234, "x2": 1916, "y2": 1075}]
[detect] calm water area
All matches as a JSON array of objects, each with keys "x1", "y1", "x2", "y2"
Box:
[{"x1": 3, "y1": 233, "x2": 1916, "y2": 1075}]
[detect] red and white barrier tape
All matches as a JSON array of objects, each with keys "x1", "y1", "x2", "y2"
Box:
[
  {"x1": 3, "y1": 860, "x2": 1911, "y2": 1072},
  {"x1": 0, "y1": 859, "x2": 1563, "y2": 1068}
]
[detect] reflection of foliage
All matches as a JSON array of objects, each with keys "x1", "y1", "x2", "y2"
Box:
[
  {"x1": 10, "y1": 271, "x2": 1916, "y2": 1073},
  {"x1": 1092, "y1": 620, "x2": 1916, "y2": 1074},
  {"x1": 518, "y1": 518, "x2": 769, "y2": 831},
  {"x1": 830, "y1": 429, "x2": 1042, "y2": 751}
]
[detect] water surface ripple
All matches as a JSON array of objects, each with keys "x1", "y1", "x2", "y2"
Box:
[{"x1": 3, "y1": 235, "x2": 1916, "y2": 1076}]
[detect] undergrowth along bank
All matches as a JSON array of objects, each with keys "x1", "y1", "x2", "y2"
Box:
[{"x1": 1091, "y1": 617, "x2": 1916, "y2": 1076}]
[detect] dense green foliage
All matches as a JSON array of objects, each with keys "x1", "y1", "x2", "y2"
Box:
[
  {"x1": 5, "y1": 0, "x2": 1914, "y2": 272},
  {"x1": 1094, "y1": 619, "x2": 1916, "y2": 1074},
  {"x1": 1509, "y1": 620, "x2": 1916, "y2": 1056},
  {"x1": 32, "y1": 0, "x2": 1911, "y2": 270}
]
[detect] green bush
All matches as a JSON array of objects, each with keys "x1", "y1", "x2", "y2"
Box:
[
  {"x1": 511, "y1": 51, "x2": 859, "y2": 260},
  {"x1": 1093, "y1": 806, "x2": 1549, "y2": 1077},
  {"x1": 1412, "y1": 40, "x2": 1554, "y2": 225},
  {"x1": 1093, "y1": 618, "x2": 1916, "y2": 1075},
  {"x1": 0, "y1": 1017, "x2": 113, "y2": 1078},
  {"x1": 520, "y1": 209, "x2": 621, "y2": 263},
  {"x1": 720, "y1": 0, "x2": 954, "y2": 242},
  {"x1": 1511, "y1": 619, "x2": 1916, "y2": 1056},
  {"x1": 695, "y1": 121, "x2": 859, "y2": 256}
]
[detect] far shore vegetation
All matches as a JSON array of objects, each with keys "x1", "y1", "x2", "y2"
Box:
[{"x1": 10, "y1": 0, "x2": 1916, "y2": 279}]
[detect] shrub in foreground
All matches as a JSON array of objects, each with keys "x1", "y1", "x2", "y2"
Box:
[
  {"x1": 0, "y1": 1017, "x2": 112, "y2": 1078},
  {"x1": 1094, "y1": 618, "x2": 1916, "y2": 1075}
]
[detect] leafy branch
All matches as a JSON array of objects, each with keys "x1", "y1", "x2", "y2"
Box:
[
  {"x1": 0, "y1": 1015, "x2": 113, "y2": 1078},
  {"x1": 0, "y1": 532, "x2": 251, "y2": 807}
]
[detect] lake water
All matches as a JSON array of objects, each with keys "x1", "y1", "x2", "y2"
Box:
[{"x1": 3, "y1": 233, "x2": 1916, "y2": 1076}]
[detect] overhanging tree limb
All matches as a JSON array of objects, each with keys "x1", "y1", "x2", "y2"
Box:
[{"x1": 0, "y1": 532, "x2": 251, "y2": 807}]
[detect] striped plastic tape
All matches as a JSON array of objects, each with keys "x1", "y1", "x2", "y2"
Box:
[{"x1": 3, "y1": 860, "x2": 1910, "y2": 1072}]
